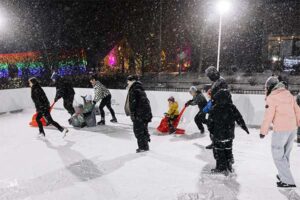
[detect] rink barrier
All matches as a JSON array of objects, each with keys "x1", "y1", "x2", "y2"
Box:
[{"x1": 0, "y1": 87, "x2": 268, "y2": 127}]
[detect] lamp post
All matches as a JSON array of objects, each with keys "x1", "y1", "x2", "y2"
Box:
[{"x1": 216, "y1": 0, "x2": 231, "y2": 71}]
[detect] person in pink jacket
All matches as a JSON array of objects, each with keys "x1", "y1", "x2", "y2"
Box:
[{"x1": 260, "y1": 76, "x2": 300, "y2": 188}]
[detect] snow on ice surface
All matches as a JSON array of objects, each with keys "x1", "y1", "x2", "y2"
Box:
[{"x1": 0, "y1": 109, "x2": 300, "y2": 200}]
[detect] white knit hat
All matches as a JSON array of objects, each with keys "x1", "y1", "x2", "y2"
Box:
[{"x1": 86, "y1": 95, "x2": 93, "y2": 101}]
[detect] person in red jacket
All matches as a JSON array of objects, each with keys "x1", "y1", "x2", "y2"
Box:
[{"x1": 260, "y1": 76, "x2": 300, "y2": 188}]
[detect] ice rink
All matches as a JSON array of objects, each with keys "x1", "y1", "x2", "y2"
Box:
[{"x1": 1, "y1": 109, "x2": 300, "y2": 200}]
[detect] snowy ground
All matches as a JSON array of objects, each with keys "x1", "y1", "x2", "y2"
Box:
[{"x1": 0, "y1": 109, "x2": 300, "y2": 200}]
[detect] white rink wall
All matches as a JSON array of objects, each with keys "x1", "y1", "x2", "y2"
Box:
[{"x1": 0, "y1": 87, "x2": 266, "y2": 126}]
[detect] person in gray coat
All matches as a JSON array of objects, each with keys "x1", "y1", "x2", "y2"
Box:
[{"x1": 82, "y1": 95, "x2": 96, "y2": 127}]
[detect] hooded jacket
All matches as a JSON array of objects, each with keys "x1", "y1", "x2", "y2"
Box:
[
  {"x1": 125, "y1": 81, "x2": 152, "y2": 122},
  {"x1": 93, "y1": 81, "x2": 111, "y2": 103},
  {"x1": 207, "y1": 89, "x2": 249, "y2": 141},
  {"x1": 31, "y1": 83, "x2": 50, "y2": 112},
  {"x1": 260, "y1": 83, "x2": 300, "y2": 135},
  {"x1": 205, "y1": 66, "x2": 228, "y2": 99},
  {"x1": 54, "y1": 78, "x2": 75, "y2": 101}
]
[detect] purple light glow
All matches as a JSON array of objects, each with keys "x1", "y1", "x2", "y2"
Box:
[{"x1": 108, "y1": 48, "x2": 117, "y2": 67}]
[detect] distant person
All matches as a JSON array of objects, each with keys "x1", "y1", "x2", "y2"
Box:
[
  {"x1": 185, "y1": 86, "x2": 208, "y2": 134},
  {"x1": 260, "y1": 76, "x2": 300, "y2": 188},
  {"x1": 125, "y1": 75, "x2": 152, "y2": 153},
  {"x1": 51, "y1": 72, "x2": 75, "y2": 116},
  {"x1": 207, "y1": 89, "x2": 249, "y2": 175},
  {"x1": 205, "y1": 66, "x2": 230, "y2": 149},
  {"x1": 165, "y1": 96, "x2": 179, "y2": 134},
  {"x1": 89, "y1": 75, "x2": 117, "y2": 125},
  {"x1": 29, "y1": 77, "x2": 68, "y2": 138}
]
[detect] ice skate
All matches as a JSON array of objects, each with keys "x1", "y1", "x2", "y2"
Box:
[
  {"x1": 205, "y1": 143, "x2": 214, "y2": 149},
  {"x1": 97, "y1": 120, "x2": 105, "y2": 125},
  {"x1": 62, "y1": 128, "x2": 69, "y2": 138},
  {"x1": 136, "y1": 148, "x2": 149, "y2": 153},
  {"x1": 277, "y1": 181, "x2": 296, "y2": 188},
  {"x1": 110, "y1": 118, "x2": 118, "y2": 123}
]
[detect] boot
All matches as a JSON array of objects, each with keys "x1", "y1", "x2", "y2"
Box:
[
  {"x1": 277, "y1": 181, "x2": 296, "y2": 188},
  {"x1": 169, "y1": 127, "x2": 176, "y2": 134},
  {"x1": 110, "y1": 117, "x2": 118, "y2": 123},
  {"x1": 97, "y1": 120, "x2": 105, "y2": 125},
  {"x1": 206, "y1": 143, "x2": 214, "y2": 149}
]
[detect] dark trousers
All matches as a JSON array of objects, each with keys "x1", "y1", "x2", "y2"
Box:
[
  {"x1": 167, "y1": 115, "x2": 178, "y2": 132},
  {"x1": 99, "y1": 94, "x2": 116, "y2": 120},
  {"x1": 63, "y1": 95, "x2": 75, "y2": 116},
  {"x1": 194, "y1": 111, "x2": 206, "y2": 132},
  {"x1": 36, "y1": 110, "x2": 64, "y2": 134},
  {"x1": 133, "y1": 119, "x2": 150, "y2": 150},
  {"x1": 213, "y1": 140, "x2": 233, "y2": 171}
]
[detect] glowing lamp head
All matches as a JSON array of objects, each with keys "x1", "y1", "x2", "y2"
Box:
[{"x1": 217, "y1": 0, "x2": 231, "y2": 15}]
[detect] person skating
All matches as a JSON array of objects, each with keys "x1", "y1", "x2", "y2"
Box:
[
  {"x1": 185, "y1": 86, "x2": 208, "y2": 134},
  {"x1": 165, "y1": 96, "x2": 179, "y2": 134},
  {"x1": 29, "y1": 77, "x2": 69, "y2": 138},
  {"x1": 205, "y1": 66, "x2": 230, "y2": 149},
  {"x1": 125, "y1": 75, "x2": 152, "y2": 153},
  {"x1": 90, "y1": 75, "x2": 117, "y2": 125},
  {"x1": 51, "y1": 72, "x2": 75, "y2": 116},
  {"x1": 260, "y1": 76, "x2": 300, "y2": 188},
  {"x1": 207, "y1": 89, "x2": 249, "y2": 175}
]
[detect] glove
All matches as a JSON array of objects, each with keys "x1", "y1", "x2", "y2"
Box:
[
  {"x1": 259, "y1": 134, "x2": 265, "y2": 139},
  {"x1": 81, "y1": 95, "x2": 87, "y2": 99},
  {"x1": 164, "y1": 112, "x2": 169, "y2": 116},
  {"x1": 92, "y1": 101, "x2": 97, "y2": 105}
]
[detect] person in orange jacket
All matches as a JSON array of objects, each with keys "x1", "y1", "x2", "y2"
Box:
[
  {"x1": 164, "y1": 96, "x2": 180, "y2": 134},
  {"x1": 260, "y1": 76, "x2": 300, "y2": 188}
]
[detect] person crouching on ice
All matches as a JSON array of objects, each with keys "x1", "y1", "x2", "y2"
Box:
[
  {"x1": 260, "y1": 76, "x2": 300, "y2": 188},
  {"x1": 125, "y1": 75, "x2": 153, "y2": 153},
  {"x1": 185, "y1": 86, "x2": 207, "y2": 134},
  {"x1": 165, "y1": 96, "x2": 179, "y2": 134},
  {"x1": 69, "y1": 104, "x2": 86, "y2": 128},
  {"x1": 82, "y1": 95, "x2": 96, "y2": 127},
  {"x1": 29, "y1": 77, "x2": 69, "y2": 138},
  {"x1": 207, "y1": 89, "x2": 249, "y2": 175}
]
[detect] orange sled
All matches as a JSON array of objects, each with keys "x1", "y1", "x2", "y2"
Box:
[
  {"x1": 157, "y1": 106, "x2": 187, "y2": 134},
  {"x1": 29, "y1": 102, "x2": 55, "y2": 127}
]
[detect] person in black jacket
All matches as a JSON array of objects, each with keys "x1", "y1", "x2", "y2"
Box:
[
  {"x1": 125, "y1": 75, "x2": 152, "y2": 153},
  {"x1": 207, "y1": 89, "x2": 249, "y2": 175},
  {"x1": 205, "y1": 66, "x2": 230, "y2": 149},
  {"x1": 51, "y1": 72, "x2": 75, "y2": 116},
  {"x1": 185, "y1": 86, "x2": 208, "y2": 134},
  {"x1": 29, "y1": 77, "x2": 68, "y2": 138}
]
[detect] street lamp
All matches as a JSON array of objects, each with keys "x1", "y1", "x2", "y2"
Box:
[{"x1": 216, "y1": 0, "x2": 231, "y2": 71}]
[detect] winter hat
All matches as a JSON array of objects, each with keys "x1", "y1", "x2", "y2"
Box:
[
  {"x1": 127, "y1": 75, "x2": 139, "y2": 82},
  {"x1": 265, "y1": 76, "x2": 279, "y2": 96},
  {"x1": 189, "y1": 86, "x2": 198, "y2": 93},
  {"x1": 51, "y1": 72, "x2": 60, "y2": 81},
  {"x1": 86, "y1": 95, "x2": 93, "y2": 101},
  {"x1": 168, "y1": 96, "x2": 175, "y2": 102},
  {"x1": 29, "y1": 77, "x2": 39, "y2": 85},
  {"x1": 205, "y1": 66, "x2": 220, "y2": 82}
]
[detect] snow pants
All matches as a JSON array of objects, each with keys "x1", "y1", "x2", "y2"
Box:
[
  {"x1": 36, "y1": 110, "x2": 64, "y2": 134},
  {"x1": 167, "y1": 115, "x2": 178, "y2": 132},
  {"x1": 133, "y1": 119, "x2": 150, "y2": 150},
  {"x1": 213, "y1": 139, "x2": 233, "y2": 171},
  {"x1": 99, "y1": 94, "x2": 116, "y2": 121},
  {"x1": 63, "y1": 94, "x2": 75, "y2": 116},
  {"x1": 194, "y1": 111, "x2": 206, "y2": 132},
  {"x1": 271, "y1": 131, "x2": 296, "y2": 185}
]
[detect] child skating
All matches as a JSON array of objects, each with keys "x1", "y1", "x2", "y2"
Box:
[{"x1": 207, "y1": 89, "x2": 249, "y2": 175}]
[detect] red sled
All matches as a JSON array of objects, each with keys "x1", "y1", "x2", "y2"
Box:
[
  {"x1": 29, "y1": 102, "x2": 55, "y2": 127},
  {"x1": 157, "y1": 106, "x2": 187, "y2": 134}
]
